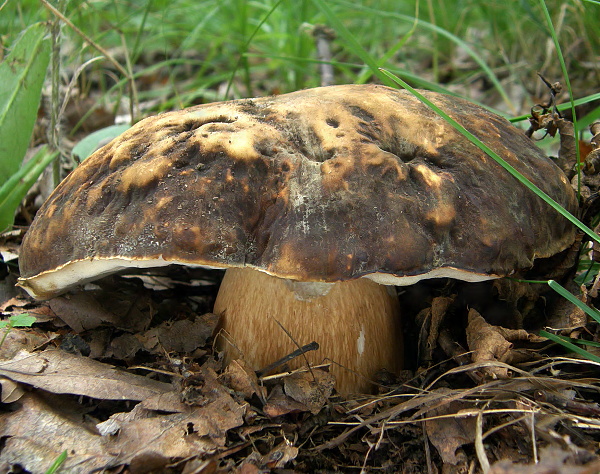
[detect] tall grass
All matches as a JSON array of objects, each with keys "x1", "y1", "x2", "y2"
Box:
[{"x1": 2, "y1": 1, "x2": 597, "y2": 115}]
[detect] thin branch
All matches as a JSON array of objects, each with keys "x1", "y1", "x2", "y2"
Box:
[{"x1": 39, "y1": 0, "x2": 138, "y2": 123}]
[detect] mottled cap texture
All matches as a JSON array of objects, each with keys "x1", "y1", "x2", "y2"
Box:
[{"x1": 19, "y1": 84, "x2": 577, "y2": 299}]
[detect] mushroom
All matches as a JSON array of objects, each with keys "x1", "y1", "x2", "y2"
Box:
[{"x1": 18, "y1": 84, "x2": 577, "y2": 393}]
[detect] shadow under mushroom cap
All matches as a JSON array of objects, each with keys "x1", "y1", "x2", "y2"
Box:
[{"x1": 18, "y1": 84, "x2": 578, "y2": 299}]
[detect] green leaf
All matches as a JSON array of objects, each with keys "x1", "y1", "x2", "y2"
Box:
[
  {"x1": 0, "y1": 146, "x2": 58, "y2": 233},
  {"x1": 0, "y1": 23, "x2": 51, "y2": 186},
  {"x1": 71, "y1": 124, "x2": 131, "y2": 162},
  {"x1": 0, "y1": 313, "x2": 36, "y2": 329},
  {"x1": 8, "y1": 313, "x2": 36, "y2": 327}
]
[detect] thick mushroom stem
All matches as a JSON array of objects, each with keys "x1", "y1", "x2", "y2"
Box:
[{"x1": 213, "y1": 267, "x2": 403, "y2": 394}]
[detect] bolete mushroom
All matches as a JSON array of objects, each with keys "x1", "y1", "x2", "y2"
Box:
[{"x1": 18, "y1": 84, "x2": 577, "y2": 393}]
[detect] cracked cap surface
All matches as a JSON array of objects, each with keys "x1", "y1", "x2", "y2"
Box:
[{"x1": 18, "y1": 84, "x2": 578, "y2": 299}]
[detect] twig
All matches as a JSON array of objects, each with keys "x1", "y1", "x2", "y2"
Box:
[
  {"x1": 530, "y1": 410, "x2": 538, "y2": 464},
  {"x1": 48, "y1": 0, "x2": 65, "y2": 187},
  {"x1": 57, "y1": 56, "x2": 104, "y2": 128},
  {"x1": 475, "y1": 409, "x2": 490, "y2": 473},
  {"x1": 311, "y1": 25, "x2": 336, "y2": 86},
  {"x1": 39, "y1": 0, "x2": 138, "y2": 123},
  {"x1": 256, "y1": 341, "x2": 320, "y2": 377},
  {"x1": 259, "y1": 363, "x2": 331, "y2": 382},
  {"x1": 423, "y1": 421, "x2": 434, "y2": 474}
]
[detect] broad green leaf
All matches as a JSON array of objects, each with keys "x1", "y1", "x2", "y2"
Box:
[
  {"x1": 0, "y1": 313, "x2": 35, "y2": 329},
  {"x1": 8, "y1": 313, "x2": 36, "y2": 328},
  {"x1": 0, "y1": 146, "x2": 58, "y2": 233},
  {"x1": 71, "y1": 124, "x2": 130, "y2": 162},
  {"x1": 0, "y1": 23, "x2": 51, "y2": 185}
]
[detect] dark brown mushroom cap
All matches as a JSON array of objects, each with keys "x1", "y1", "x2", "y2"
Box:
[{"x1": 18, "y1": 84, "x2": 577, "y2": 299}]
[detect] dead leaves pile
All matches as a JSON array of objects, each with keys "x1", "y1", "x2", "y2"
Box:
[{"x1": 1, "y1": 265, "x2": 600, "y2": 473}]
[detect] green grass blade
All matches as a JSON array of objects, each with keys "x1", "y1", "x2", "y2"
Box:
[
  {"x1": 379, "y1": 68, "x2": 600, "y2": 245},
  {"x1": 0, "y1": 23, "x2": 51, "y2": 185},
  {"x1": 355, "y1": 4, "x2": 419, "y2": 85},
  {"x1": 576, "y1": 103, "x2": 600, "y2": 131},
  {"x1": 0, "y1": 146, "x2": 58, "y2": 233},
  {"x1": 539, "y1": 330, "x2": 600, "y2": 363},
  {"x1": 224, "y1": 0, "x2": 285, "y2": 99},
  {"x1": 244, "y1": 53, "x2": 455, "y2": 94},
  {"x1": 45, "y1": 450, "x2": 68, "y2": 474},
  {"x1": 547, "y1": 280, "x2": 600, "y2": 324},
  {"x1": 510, "y1": 92, "x2": 600, "y2": 123},
  {"x1": 332, "y1": 0, "x2": 514, "y2": 112},
  {"x1": 542, "y1": 333, "x2": 600, "y2": 349},
  {"x1": 538, "y1": 0, "x2": 581, "y2": 191}
]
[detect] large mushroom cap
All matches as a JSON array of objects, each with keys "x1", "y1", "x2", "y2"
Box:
[{"x1": 19, "y1": 84, "x2": 577, "y2": 299}]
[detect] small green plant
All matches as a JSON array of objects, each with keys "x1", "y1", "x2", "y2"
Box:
[
  {"x1": 0, "y1": 23, "x2": 55, "y2": 233},
  {"x1": 0, "y1": 313, "x2": 37, "y2": 347},
  {"x1": 45, "y1": 450, "x2": 68, "y2": 474}
]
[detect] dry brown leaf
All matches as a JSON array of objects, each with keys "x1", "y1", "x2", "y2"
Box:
[
  {"x1": 0, "y1": 348, "x2": 172, "y2": 400},
  {"x1": 139, "y1": 390, "x2": 191, "y2": 413},
  {"x1": 0, "y1": 296, "x2": 30, "y2": 312},
  {"x1": 49, "y1": 291, "x2": 152, "y2": 333},
  {"x1": 263, "y1": 384, "x2": 309, "y2": 417},
  {"x1": 261, "y1": 439, "x2": 299, "y2": 469},
  {"x1": 490, "y1": 446, "x2": 600, "y2": 473},
  {"x1": 556, "y1": 116, "x2": 577, "y2": 166},
  {"x1": 418, "y1": 296, "x2": 455, "y2": 362},
  {"x1": 0, "y1": 378, "x2": 246, "y2": 473},
  {"x1": 105, "y1": 332, "x2": 144, "y2": 360},
  {"x1": 545, "y1": 281, "x2": 588, "y2": 329},
  {"x1": 425, "y1": 398, "x2": 475, "y2": 465},
  {"x1": 284, "y1": 368, "x2": 335, "y2": 414},
  {"x1": 0, "y1": 376, "x2": 24, "y2": 403},
  {"x1": 0, "y1": 326, "x2": 51, "y2": 360},
  {"x1": 0, "y1": 392, "x2": 114, "y2": 473},
  {"x1": 102, "y1": 402, "x2": 241, "y2": 452},
  {"x1": 583, "y1": 120, "x2": 600, "y2": 174},
  {"x1": 219, "y1": 359, "x2": 265, "y2": 401},
  {"x1": 99, "y1": 378, "x2": 246, "y2": 469},
  {"x1": 466, "y1": 309, "x2": 530, "y2": 378},
  {"x1": 141, "y1": 313, "x2": 218, "y2": 353}
]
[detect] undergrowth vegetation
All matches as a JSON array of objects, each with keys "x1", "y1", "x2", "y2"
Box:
[
  {"x1": 2, "y1": 1, "x2": 599, "y2": 110},
  {"x1": 1, "y1": 0, "x2": 600, "y2": 471}
]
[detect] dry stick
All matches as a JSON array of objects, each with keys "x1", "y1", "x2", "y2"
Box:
[
  {"x1": 475, "y1": 409, "x2": 490, "y2": 473},
  {"x1": 48, "y1": 0, "x2": 64, "y2": 188},
  {"x1": 256, "y1": 340, "x2": 320, "y2": 377},
  {"x1": 120, "y1": 33, "x2": 139, "y2": 120},
  {"x1": 39, "y1": 0, "x2": 138, "y2": 123},
  {"x1": 530, "y1": 410, "x2": 538, "y2": 464},
  {"x1": 270, "y1": 319, "x2": 319, "y2": 385},
  {"x1": 422, "y1": 422, "x2": 434, "y2": 474},
  {"x1": 57, "y1": 57, "x2": 105, "y2": 149},
  {"x1": 316, "y1": 377, "x2": 508, "y2": 451},
  {"x1": 312, "y1": 25, "x2": 336, "y2": 87}
]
